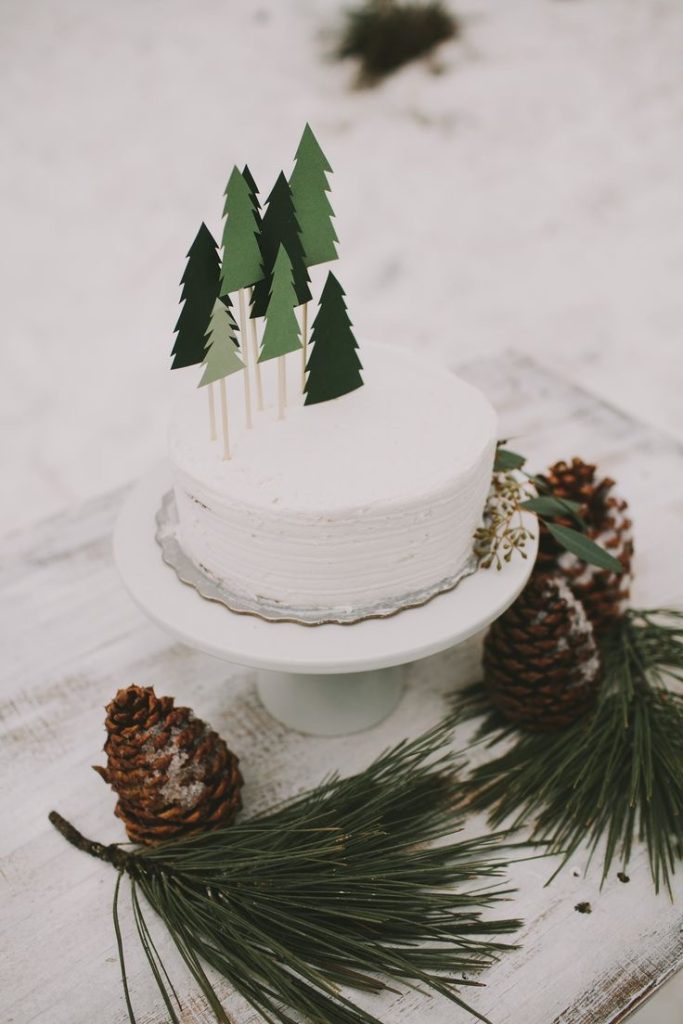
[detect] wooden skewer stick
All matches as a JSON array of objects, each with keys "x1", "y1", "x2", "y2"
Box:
[
  {"x1": 278, "y1": 356, "x2": 286, "y2": 421},
  {"x1": 238, "y1": 289, "x2": 253, "y2": 429},
  {"x1": 300, "y1": 301, "x2": 309, "y2": 394},
  {"x1": 208, "y1": 382, "x2": 217, "y2": 441},
  {"x1": 249, "y1": 288, "x2": 264, "y2": 411},
  {"x1": 219, "y1": 377, "x2": 231, "y2": 460}
]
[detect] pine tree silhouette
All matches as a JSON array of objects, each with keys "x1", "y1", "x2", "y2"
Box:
[
  {"x1": 305, "y1": 272, "x2": 363, "y2": 405},
  {"x1": 242, "y1": 164, "x2": 262, "y2": 228},
  {"x1": 199, "y1": 300, "x2": 244, "y2": 387},
  {"x1": 171, "y1": 223, "x2": 221, "y2": 369},
  {"x1": 289, "y1": 124, "x2": 338, "y2": 268},
  {"x1": 258, "y1": 246, "x2": 302, "y2": 363},
  {"x1": 220, "y1": 167, "x2": 263, "y2": 296},
  {"x1": 251, "y1": 172, "x2": 311, "y2": 318}
]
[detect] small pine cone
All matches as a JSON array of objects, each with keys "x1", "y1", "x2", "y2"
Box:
[
  {"x1": 93, "y1": 685, "x2": 243, "y2": 845},
  {"x1": 536, "y1": 457, "x2": 633, "y2": 635},
  {"x1": 483, "y1": 571, "x2": 602, "y2": 731}
]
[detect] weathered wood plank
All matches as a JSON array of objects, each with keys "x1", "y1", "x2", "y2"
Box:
[{"x1": 2, "y1": 352, "x2": 682, "y2": 1024}]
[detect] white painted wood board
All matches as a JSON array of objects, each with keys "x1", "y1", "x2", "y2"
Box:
[{"x1": 2, "y1": 352, "x2": 682, "y2": 1024}]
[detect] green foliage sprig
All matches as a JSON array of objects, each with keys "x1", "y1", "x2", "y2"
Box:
[
  {"x1": 50, "y1": 720, "x2": 522, "y2": 1024},
  {"x1": 454, "y1": 609, "x2": 683, "y2": 895},
  {"x1": 474, "y1": 443, "x2": 623, "y2": 574},
  {"x1": 338, "y1": 1, "x2": 459, "y2": 85}
]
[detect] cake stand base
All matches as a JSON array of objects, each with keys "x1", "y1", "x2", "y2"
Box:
[
  {"x1": 256, "y1": 666, "x2": 405, "y2": 736},
  {"x1": 113, "y1": 465, "x2": 537, "y2": 736}
]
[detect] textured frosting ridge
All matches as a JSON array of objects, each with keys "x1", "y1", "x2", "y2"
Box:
[{"x1": 169, "y1": 344, "x2": 496, "y2": 616}]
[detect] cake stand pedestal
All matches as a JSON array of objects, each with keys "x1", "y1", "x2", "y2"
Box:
[{"x1": 113, "y1": 465, "x2": 537, "y2": 736}]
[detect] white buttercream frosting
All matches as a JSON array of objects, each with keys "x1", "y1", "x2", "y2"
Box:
[{"x1": 168, "y1": 344, "x2": 497, "y2": 617}]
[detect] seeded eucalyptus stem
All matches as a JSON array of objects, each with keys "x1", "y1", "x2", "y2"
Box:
[{"x1": 475, "y1": 443, "x2": 624, "y2": 574}]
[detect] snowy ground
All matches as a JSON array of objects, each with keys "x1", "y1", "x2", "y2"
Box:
[{"x1": 2, "y1": 0, "x2": 682, "y2": 1018}]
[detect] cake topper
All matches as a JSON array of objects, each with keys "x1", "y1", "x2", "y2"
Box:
[
  {"x1": 198, "y1": 299, "x2": 244, "y2": 459},
  {"x1": 220, "y1": 167, "x2": 264, "y2": 430},
  {"x1": 171, "y1": 222, "x2": 221, "y2": 370},
  {"x1": 219, "y1": 167, "x2": 264, "y2": 295},
  {"x1": 259, "y1": 245, "x2": 303, "y2": 420},
  {"x1": 305, "y1": 272, "x2": 363, "y2": 405},
  {"x1": 242, "y1": 163, "x2": 266, "y2": 413},
  {"x1": 242, "y1": 163, "x2": 262, "y2": 224},
  {"x1": 170, "y1": 126, "x2": 364, "y2": 452},
  {"x1": 289, "y1": 124, "x2": 339, "y2": 269},
  {"x1": 289, "y1": 123, "x2": 339, "y2": 385},
  {"x1": 250, "y1": 171, "x2": 311, "y2": 319}
]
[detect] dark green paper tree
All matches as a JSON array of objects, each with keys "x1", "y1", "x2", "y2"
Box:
[
  {"x1": 221, "y1": 291, "x2": 240, "y2": 348},
  {"x1": 170, "y1": 223, "x2": 221, "y2": 369},
  {"x1": 259, "y1": 245, "x2": 302, "y2": 419},
  {"x1": 305, "y1": 272, "x2": 363, "y2": 405},
  {"x1": 289, "y1": 123, "x2": 338, "y2": 268},
  {"x1": 199, "y1": 299, "x2": 244, "y2": 459},
  {"x1": 251, "y1": 172, "x2": 311, "y2": 318},
  {"x1": 219, "y1": 166, "x2": 264, "y2": 296},
  {"x1": 241, "y1": 163, "x2": 265, "y2": 412},
  {"x1": 242, "y1": 164, "x2": 262, "y2": 227}
]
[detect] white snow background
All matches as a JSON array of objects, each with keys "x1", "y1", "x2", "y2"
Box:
[{"x1": 1, "y1": 1, "x2": 682, "y2": 1018}]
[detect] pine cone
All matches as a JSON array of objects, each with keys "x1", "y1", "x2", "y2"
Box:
[
  {"x1": 483, "y1": 571, "x2": 602, "y2": 731},
  {"x1": 94, "y1": 685, "x2": 243, "y2": 845},
  {"x1": 536, "y1": 457, "x2": 633, "y2": 634}
]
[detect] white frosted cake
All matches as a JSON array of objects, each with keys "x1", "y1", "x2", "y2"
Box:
[{"x1": 168, "y1": 344, "x2": 496, "y2": 621}]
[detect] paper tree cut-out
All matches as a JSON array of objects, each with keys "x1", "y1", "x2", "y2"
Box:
[
  {"x1": 289, "y1": 124, "x2": 338, "y2": 268},
  {"x1": 216, "y1": 291, "x2": 240, "y2": 349},
  {"x1": 241, "y1": 163, "x2": 265, "y2": 412},
  {"x1": 259, "y1": 247, "x2": 302, "y2": 362},
  {"x1": 259, "y1": 246, "x2": 302, "y2": 420},
  {"x1": 304, "y1": 272, "x2": 364, "y2": 405},
  {"x1": 199, "y1": 300, "x2": 244, "y2": 387},
  {"x1": 251, "y1": 172, "x2": 311, "y2": 318},
  {"x1": 199, "y1": 300, "x2": 245, "y2": 459},
  {"x1": 242, "y1": 164, "x2": 262, "y2": 227},
  {"x1": 220, "y1": 167, "x2": 264, "y2": 296},
  {"x1": 171, "y1": 223, "x2": 221, "y2": 369}
]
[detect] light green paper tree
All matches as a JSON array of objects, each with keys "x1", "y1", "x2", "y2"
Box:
[
  {"x1": 289, "y1": 124, "x2": 338, "y2": 268},
  {"x1": 199, "y1": 300, "x2": 245, "y2": 459},
  {"x1": 220, "y1": 167, "x2": 264, "y2": 295},
  {"x1": 199, "y1": 301, "x2": 243, "y2": 385},
  {"x1": 259, "y1": 246, "x2": 301, "y2": 420}
]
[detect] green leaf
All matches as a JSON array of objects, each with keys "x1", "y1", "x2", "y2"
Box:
[
  {"x1": 494, "y1": 447, "x2": 526, "y2": 472},
  {"x1": 521, "y1": 496, "x2": 585, "y2": 527},
  {"x1": 545, "y1": 522, "x2": 623, "y2": 574}
]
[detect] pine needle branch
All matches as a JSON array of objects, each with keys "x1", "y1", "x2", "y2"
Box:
[
  {"x1": 50, "y1": 720, "x2": 522, "y2": 1024},
  {"x1": 454, "y1": 609, "x2": 683, "y2": 896}
]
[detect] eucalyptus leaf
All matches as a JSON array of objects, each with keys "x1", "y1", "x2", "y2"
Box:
[
  {"x1": 521, "y1": 496, "x2": 585, "y2": 528},
  {"x1": 546, "y1": 522, "x2": 623, "y2": 574},
  {"x1": 494, "y1": 447, "x2": 526, "y2": 472}
]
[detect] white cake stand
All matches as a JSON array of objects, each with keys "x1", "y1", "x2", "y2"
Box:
[{"x1": 113, "y1": 465, "x2": 537, "y2": 736}]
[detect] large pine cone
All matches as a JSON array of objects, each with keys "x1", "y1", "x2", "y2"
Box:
[
  {"x1": 536, "y1": 457, "x2": 633, "y2": 635},
  {"x1": 94, "y1": 685, "x2": 243, "y2": 845},
  {"x1": 483, "y1": 571, "x2": 602, "y2": 731}
]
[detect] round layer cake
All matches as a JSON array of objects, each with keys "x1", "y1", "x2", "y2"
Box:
[{"x1": 168, "y1": 344, "x2": 496, "y2": 620}]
